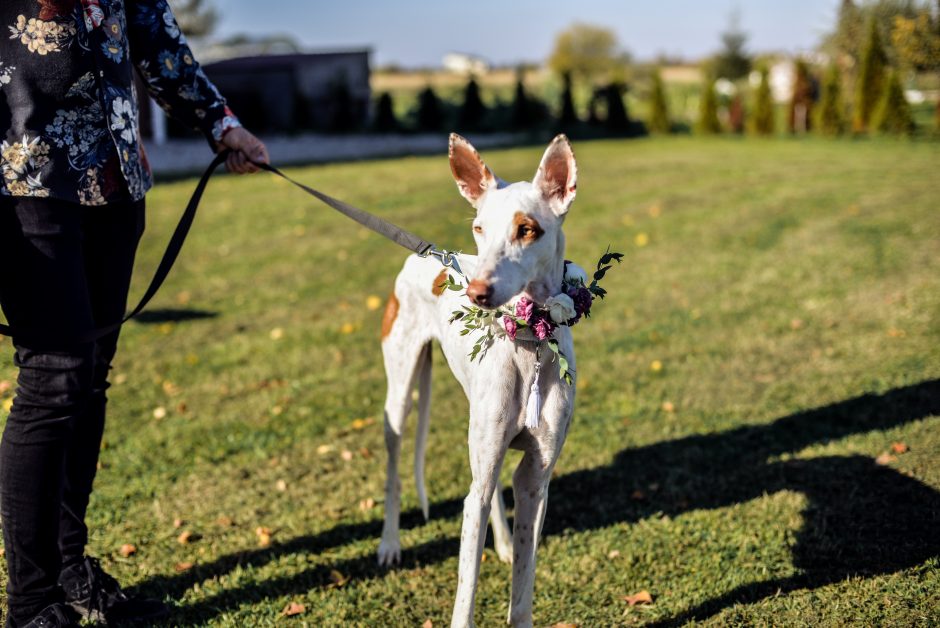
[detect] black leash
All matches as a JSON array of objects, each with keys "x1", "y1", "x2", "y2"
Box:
[{"x1": 0, "y1": 150, "x2": 462, "y2": 343}]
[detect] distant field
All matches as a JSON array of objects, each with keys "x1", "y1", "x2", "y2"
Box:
[{"x1": 1, "y1": 137, "x2": 938, "y2": 626}]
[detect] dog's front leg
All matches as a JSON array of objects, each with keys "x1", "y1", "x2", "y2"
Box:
[
  {"x1": 507, "y1": 450, "x2": 557, "y2": 628},
  {"x1": 451, "y1": 407, "x2": 510, "y2": 628}
]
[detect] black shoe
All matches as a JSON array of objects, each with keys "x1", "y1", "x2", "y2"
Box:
[
  {"x1": 7, "y1": 603, "x2": 80, "y2": 628},
  {"x1": 58, "y1": 557, "x2": 169, "y2": 625}
]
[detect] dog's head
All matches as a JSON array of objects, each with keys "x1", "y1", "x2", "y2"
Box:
[{"x1": 449, "y1": 133, "x2": 577, "y2": 308}]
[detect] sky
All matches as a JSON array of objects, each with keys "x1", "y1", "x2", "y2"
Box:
[{"x1": 213, "y1": 0, "x2": 843, "y2": 68}]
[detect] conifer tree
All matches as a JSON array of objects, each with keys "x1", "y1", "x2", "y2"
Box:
[
  {"x1": 558, "y1": 72, "x2": 578, "y2": 128},
  {"x1": 648, "y1": 70, "x2": 670, "y2": 134},
  {"x1": 511, "y1": 71, "x2": 531, "y2": 129},
  {"x1": 416, "y1": 86, "x2": 444, "y2": 132},
  {"x1": 853, "y1": 17, "x2": 888, "y2": 133},
  {"x1": 605, "y1": 82, "x2": 630, "y2": 132},
  {"x1": 458, "y1": 76, "x2": 487, "y2": 131},
  {"x1": 750, "y1": 66, "x2": 775, "y2": 136},
  {"x1": 696, "y1": 74, "x2": 721, "y2": 134},
  {"x1": 788, "y1": 60, "x2": 815, "y2": 134},
  {"x1": 873, "y1": 68, "x2": 915, "y2": 135},
  {"x1": 373, "y1": 92, "x2": 398, "y2": 132},
  {"x1": 815, "y1": 64, "x2": 846, "y2": 136}
]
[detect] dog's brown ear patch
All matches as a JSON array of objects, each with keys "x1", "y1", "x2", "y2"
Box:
[
  {"x1": 511, "y1": 212, "x2": 544, "y2": 245},
  {"x1": 449, "y1": 133, "x2": 495, "y2": 207},
  {"x1": 533, "y1": 134, "x2": 577, "y2": 215},
  {"x1": 432, "y1": 269, "x2": 449, "y2": 297},
  {"x1": 381, "y1": 291, "x2": 399, "y2": 339}
]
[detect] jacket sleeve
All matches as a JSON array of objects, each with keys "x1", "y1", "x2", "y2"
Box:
[{"x1": 125, "y1": 0, "x2": 241, "y2": 147}]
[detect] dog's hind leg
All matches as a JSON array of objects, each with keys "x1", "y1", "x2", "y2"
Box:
[
  {"x1": 378, "y1": 332, "x2": 430, "y2": 567},
  {"x1": 414, "y1": 342, "x2": 433, "y2": 521},
  {"x1": 490, "y1": 487, "x2": 513, "y2": 564},
  {"x1": 507, "y1": 451, "x2": 556, "y2": 627}
]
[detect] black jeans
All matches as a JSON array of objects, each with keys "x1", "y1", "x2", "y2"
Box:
[{"x1": 0, "y1": 196, "x2": 144, "y2": 622}]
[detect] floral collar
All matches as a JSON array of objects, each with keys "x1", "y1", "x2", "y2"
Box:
[{"x1": 445, "y1": 248, "x2": 623, "y2": 384}]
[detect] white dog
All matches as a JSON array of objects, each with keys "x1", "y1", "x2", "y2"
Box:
[{"x1": 378, "y1": 134, "x2": 579, "y2": 627}]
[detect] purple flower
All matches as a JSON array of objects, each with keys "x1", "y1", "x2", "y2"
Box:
[
  {"x1": 533, "y1": 315, "x2": 554, "y2": 340},
  {"x1": 573, "y1": 287, "x2": 593, "y2": 316},
  {"x1": 514, "y1": 297, "x2": 535, "y2": 323},
  {"x1": 503, "y1": 316, "x2": 518, "y2": 340}
]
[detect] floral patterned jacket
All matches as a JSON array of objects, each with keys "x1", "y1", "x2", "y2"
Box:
[{"x1": 0, "y1": 0, "x2": 240, "y2": 205}]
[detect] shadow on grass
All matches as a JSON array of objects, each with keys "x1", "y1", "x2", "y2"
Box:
[
  {"x1": 132, "y1": 309, "x2": 218, "y2": 324},
  {"x1": 131, "y1": 379, "x2": 940, "y2": 624}
]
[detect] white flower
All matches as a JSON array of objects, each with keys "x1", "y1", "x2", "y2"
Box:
[
  {"x1": 564, "y1": 262, "x2": 588, "y2": 286},
  {"x1": 110, "y1": 97, "x2": 137, "y2": 143},
  {"x1": 545, "y1": 293, "x2": 577, "y2": 323}
]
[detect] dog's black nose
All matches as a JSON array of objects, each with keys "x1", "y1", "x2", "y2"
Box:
[{"x1": 466, "y1": 279, "x2": 494, "y2": 306}]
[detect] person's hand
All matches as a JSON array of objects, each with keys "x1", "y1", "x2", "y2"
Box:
[{"x1": 218, "y1": 127, "x2": 269, "y2": 174}]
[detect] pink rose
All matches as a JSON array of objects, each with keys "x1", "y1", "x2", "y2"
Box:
[
  {"x1": 514, "y1": 297, "x2": 535, "y2": 323},
  {"x1": 503, "y1": 316, "x2": 518, "y2": 340},
  {"x1": 533, "y1": 316, "x2": 554, "y2": 340}
]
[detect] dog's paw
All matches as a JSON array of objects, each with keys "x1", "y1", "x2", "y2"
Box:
[
  {"x1": 377, "y1": 538, "x2": 401, "y2": 567},
  {"x1": 494, "y1": 540, "x2": 513, "y2": 564}
]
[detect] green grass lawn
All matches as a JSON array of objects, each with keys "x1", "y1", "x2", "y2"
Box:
[{"x1": 1, "y1": 136, "x2": 939, "y2": 626}]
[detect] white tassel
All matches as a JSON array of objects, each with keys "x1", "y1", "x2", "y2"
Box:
[{"x1": 525, "y1": 363, "x2": 541, "y2": 429}]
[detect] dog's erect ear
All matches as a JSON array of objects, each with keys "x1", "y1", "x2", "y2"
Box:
[
  {"x1": 449, "y1": 133, "x2": 497, "y2": 209},
  {"x1": 533, "y1": 134, "x2": 577, "y2": 215}
]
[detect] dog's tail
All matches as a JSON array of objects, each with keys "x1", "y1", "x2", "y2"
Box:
[{"x1": 414, "y1": 342, "x2": 432, "y2": 521}]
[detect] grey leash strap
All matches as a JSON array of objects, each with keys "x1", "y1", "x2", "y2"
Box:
[{"x1": 254, "y1": 161, "x2": 466, "y2": 276}]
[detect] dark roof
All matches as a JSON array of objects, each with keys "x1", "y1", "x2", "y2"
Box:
[{"x1": 206, "y1": 49, "x2": 370, "y2": 72}]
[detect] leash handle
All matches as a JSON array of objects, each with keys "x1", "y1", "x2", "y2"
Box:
[{"x1": 0, "y1": 150, "x2": 230, "y2": 344}]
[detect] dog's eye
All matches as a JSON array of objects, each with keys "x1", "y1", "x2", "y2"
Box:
[
  {"x1": 473, "y1": 225, "x2": 483, "y2": 235},
  {"x1": 517, "y1": 225, "x2": 534, "y2": 239}
]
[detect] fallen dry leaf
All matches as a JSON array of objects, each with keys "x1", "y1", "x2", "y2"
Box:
[
  {"x1": 875, "y1": 453, "x2": 897, "y2": 465},
  {"x1": 341, "y1": 449, "x2": 354, "y2": 461},
  {"x1": 0, "y1": 380, "x2": 11, "y2": 394},
  {"x1": 162, "y1": 380, "x2": 179, "y2": 395},
  {"x1": 173, "y1": 517, "x2": 184, "y2": 529},
  {"x1": 174, "y1": 561, "x2": 194, "y2": 573},
  {"x1": 256, "y1": 526, "x2": 272, "y2": 547},
  {"x1": 152, "y1": 406, "x2": 167, "y2": 420},
  {"x1": 661, "y1": 401, "x2": 675, "y2": 413},
  {"x1": 276, "y1": 479, "x2": 288, "y2": 492},
  {"x1": 649, "y1": 360, "x2": 663, "y2": 373},
  {"x1": 118, "y1": 543, "x2": 137, "y2": 557},
  {"x1": 282, "y1": 602, "x2": 306, "y2": 617},
  {"x1": 366, "y1": 295, "x2": 383, "y2": 311},
  {"x1": 421, "y1": 620, "x2": 433, "y2": 628},
  {"x1": 329, "y1": 569, "x2": 350, "y2": 588},
  {"x1": 623, "y1": 590, "x2": 653, "y2": 606},
  {"x1": 608, "y1": 550, "x2": 621, "y2": 559},
  {"x1": 340, "y1": 322, "x2": 356, "y2": 334},
  {"x1": 177, "y1": 530, "x2": 198, "y2": 545},
  {"x1": 359, "y1": 497, "x2": 375, "y2": 511},
  {"x1": 551, "y1": 623, "x2": 578, "y2": 628},
  {"x1": 270, "y1": 327, "x2": 284, "y2": 340},
  {"x1": 891, "y1": 442, "x2": 909, "y2": 454},
  {"x1": 216, "y1": 515, "x2": 234, "y2": 527},
  {"x1": 359, "y1": 447, "x2": 373, "y2": 459},
  {"x1": 316, "y1": 444, "x2": 334, "y2": 455},
  {"x1": 790, "y1": 318, "x2": 804, "y2": 330},
  {"x1": 351, "y1": 417, "x2": 375, "y2": 430}
]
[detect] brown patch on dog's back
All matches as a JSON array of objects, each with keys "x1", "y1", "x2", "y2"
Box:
[
  {"x1": 512, "y1": 212, "x2": 544, "y2": 244},
  {"x1": 381, "y1": 292, "x2": 399, "y2": 339},
  {"x1": 432, "y1": 268, "x2": 449, "y2": 297}
]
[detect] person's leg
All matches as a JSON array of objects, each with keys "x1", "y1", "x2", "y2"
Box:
[
  {"x1": 57, "y1": 199, "x2": 145, "y2": 568},
  {"x1": 0, "y1": 197, "x2": 96, "y2": 625}
]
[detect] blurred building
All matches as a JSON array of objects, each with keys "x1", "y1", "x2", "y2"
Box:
[
  {"x1": 442, "y1": 52, "x2": 489, "y2": 75},
  {"x1": 140, "y1": 49, "x2": 372, "y2": 140}
]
